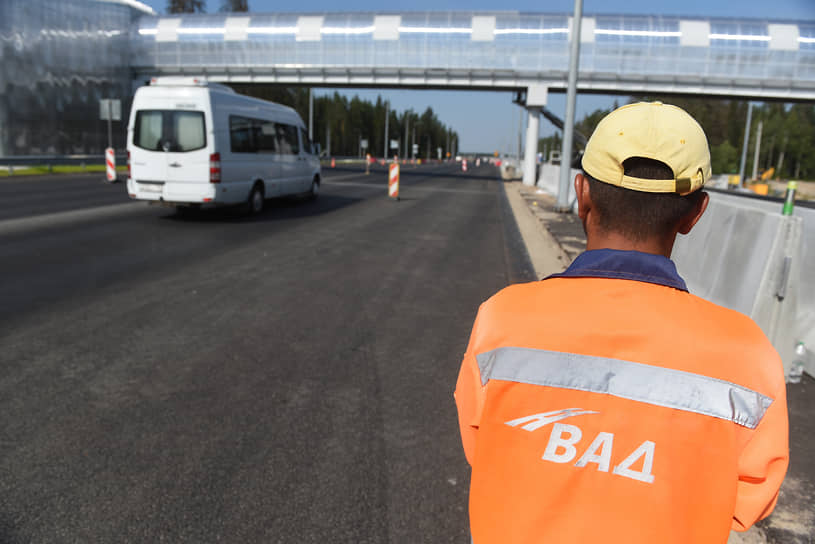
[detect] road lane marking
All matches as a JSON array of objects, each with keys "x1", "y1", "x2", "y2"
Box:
[
  {"x1": 323, "y1": 179, "x2": 495, "y2": 195},
  {"x1": 0, "y1": 202, "x2": 147, "y2": 236}
]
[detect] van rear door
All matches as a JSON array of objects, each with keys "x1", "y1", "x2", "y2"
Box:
[
  {"x1": 131, "y1": 110, "x2": 168, "y2": 195},
  {"x1": 163, "y1": 110, "x2": 208, "y2": 187},
  {"x1": 133, "y1": 109, "x2": 209, "y2": 200}
]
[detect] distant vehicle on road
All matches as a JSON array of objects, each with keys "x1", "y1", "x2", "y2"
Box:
[{"x1": 127, "y1": 77, "x2": 320, "y2": 214}]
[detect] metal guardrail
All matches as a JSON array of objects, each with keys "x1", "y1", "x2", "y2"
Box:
[{"x1": 0, "y1": 154, "x2": 128, "y2": 174}]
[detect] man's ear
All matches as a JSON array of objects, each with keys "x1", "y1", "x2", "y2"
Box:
[
  {"x1": 678, "y1": 191, "x2": 709, "y2": 235},
  {"x1": 575, "y1": 173, "x2": 592, "y2": 222}
]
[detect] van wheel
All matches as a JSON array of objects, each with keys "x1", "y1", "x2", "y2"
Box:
[
  {"x1": 308, "y1": 177, "x2": 320, "y2": 200},
  {"x1": 247, "y1": 183, "x2": 264, "y2": 215}
]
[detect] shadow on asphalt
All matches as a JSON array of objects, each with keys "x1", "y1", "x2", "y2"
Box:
[{"x1": 158, "y1": 193, "x2": 363, "y2": 223}]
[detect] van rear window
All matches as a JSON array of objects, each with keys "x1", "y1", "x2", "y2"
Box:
[{"x1": 133, "y1": 110, "x2": 206, "y2": 152}]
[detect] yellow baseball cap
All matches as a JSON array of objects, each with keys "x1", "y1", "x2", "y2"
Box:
[{"x1": 581, "y1": 102, "x2": 712, "y2": 195}]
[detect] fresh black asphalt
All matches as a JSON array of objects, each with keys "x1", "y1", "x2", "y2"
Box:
[{"x1": 0, "y1": 164, "x2": 531, "y2": 542}]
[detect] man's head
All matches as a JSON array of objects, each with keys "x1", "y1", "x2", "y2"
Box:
[{"x1": 575, "y1": 102, "x2": 711, "y2": 255}]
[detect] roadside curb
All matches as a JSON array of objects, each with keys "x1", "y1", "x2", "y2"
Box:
[{"x1": 501, "y1": 181, "x2": 572, "y2": 279}]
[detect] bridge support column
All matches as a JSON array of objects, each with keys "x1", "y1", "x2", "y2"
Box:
[
  {"x1": 517, "y1": 84, "x2": 548, "y2": 187},
  {"x1": 523, "y1": 107, "x2": 542, "y2": 187}
]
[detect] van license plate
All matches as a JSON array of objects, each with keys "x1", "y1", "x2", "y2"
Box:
[{"x1": 140, "y1": 183, "x2": 163, "y2": 193}]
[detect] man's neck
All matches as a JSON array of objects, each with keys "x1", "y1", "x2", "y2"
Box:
[{"x1": 585, "y1": 231, "x2": 676, "y2": 259}]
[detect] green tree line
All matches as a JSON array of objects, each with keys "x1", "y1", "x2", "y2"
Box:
[
  {"x1": 229, "y1": 85, "x2": 459, "y2": 159},
  {"x1": 167, "y1": 0, "x2": 247, "y2": 12},
  {"x1": 540, "y1": 98, "x2": 815, "y2": 181}
]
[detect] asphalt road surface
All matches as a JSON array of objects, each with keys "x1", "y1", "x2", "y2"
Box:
[{"x1": 0, "y1": 164, "x2": 532, "y2": 542}]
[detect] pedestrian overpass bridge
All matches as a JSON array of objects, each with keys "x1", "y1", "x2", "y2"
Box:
[
  {"x1": 132, "y1": 12, "x2": 815, "y2": 101},
  {"x1": 4, "y1": 2, "x2": 815, "y2": 158}
]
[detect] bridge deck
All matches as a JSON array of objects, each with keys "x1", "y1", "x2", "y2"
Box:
[{"x1": 132, "y1": 12, "x2": 815, "y2": 100}]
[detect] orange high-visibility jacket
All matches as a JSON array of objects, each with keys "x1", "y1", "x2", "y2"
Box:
[{"x1": 455, "y1": 250, "x2": 788, "y2": 544}]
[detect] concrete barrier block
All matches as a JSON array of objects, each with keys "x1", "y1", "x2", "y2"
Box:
[
  {"x1": 675, "y1": 200, "x2": 781, "y2": 316},
  {"x1": 674, "y1": 192, "x2": 806, "y2": 376}
]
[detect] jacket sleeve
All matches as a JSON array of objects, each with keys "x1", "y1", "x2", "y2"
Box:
[
  {"x1": 454, "y1": 307, "x2": 488, "y2": 466},
  {"x1": 731, "y1": 359, "x2": 790, "y2": 532}
]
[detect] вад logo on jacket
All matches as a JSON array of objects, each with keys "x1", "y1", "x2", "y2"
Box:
[{"x1": 505, "y1": 408, "x2": 655, "y2": 484}]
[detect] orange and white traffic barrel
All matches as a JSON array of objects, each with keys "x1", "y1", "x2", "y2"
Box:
[
  {"x1": 388, "y1": 163, "x2": 400, "y2": 200},
  {"x1": 462, "y1": 159, "x2": 468, "y2": 172}
]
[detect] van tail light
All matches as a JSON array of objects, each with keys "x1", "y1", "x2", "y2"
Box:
[
  {"x1": 209, "y1": 152, "x2": 221, "y2": 183},
  {"x1": 127, "y1": 150, "x2": 131, "y2": 180}
]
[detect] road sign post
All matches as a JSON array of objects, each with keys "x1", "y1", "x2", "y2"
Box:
[{"x1": 100, "y1": 99, "x2": 121, "y2": 183}]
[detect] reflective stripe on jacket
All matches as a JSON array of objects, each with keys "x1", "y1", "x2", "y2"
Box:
[{"x1": 454, "y1": 250, "x2": 788, "y2": 544}]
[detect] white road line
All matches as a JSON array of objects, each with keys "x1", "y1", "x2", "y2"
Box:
[
  {"x1": 324, "y1": 179, "x2": 494, "y2": 195},
  {"x1": 321, "y1": 172, "x2": 376, "y2": 182},
  {"x1": 0, "y1": 202, "x2": 147, "y2": 236}
]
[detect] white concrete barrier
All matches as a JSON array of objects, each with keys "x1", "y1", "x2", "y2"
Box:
[
  {"x1": 500, "y1": 159, "x2": 523, "y2": 181},
  {"x1": 673, "y1": 191, "x2": 809, "y2": 378},
  {"x1": 536, "y1": 162, "x2": 580, "y2": 213},
  {"x1": 536, "y1": 163, "x2": 812, "y2": 376}
]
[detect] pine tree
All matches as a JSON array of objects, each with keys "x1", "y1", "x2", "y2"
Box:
[
  {"x1": 219, "y1": 0, "x2": 248, "y2": 12},
  {"x1": 166, "y1": 0, "x2": 206, "y2": 13}
]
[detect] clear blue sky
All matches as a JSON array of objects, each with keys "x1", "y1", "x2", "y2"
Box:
[{"x1": 139, "y1": 0, "x2": 815, "y2": 153}]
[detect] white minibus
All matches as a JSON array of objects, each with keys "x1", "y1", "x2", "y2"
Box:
[{"x1": 126, "y1": 77, "x2": 321, "y2": 214}]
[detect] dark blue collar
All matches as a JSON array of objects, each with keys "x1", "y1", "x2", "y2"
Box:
[{"x1": 546, "y1": 249, "x2": 688, "y2": 292}]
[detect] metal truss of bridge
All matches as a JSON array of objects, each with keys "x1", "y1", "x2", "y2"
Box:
[{"x1": 133, "y1": 12, "x2": 815, "y2": 101}]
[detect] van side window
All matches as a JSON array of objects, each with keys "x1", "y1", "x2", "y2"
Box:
[
  {"x1": 255, "y1": 121, "x2": 278, "y2": 153},
  {"x1": 230, "y1": 116, "x2": 255, "y2": 153},
  {"x1": 300, "y1": 128, "x2": 311, "y2": 155},
  {"x1": 277, "y1": 123, "x2": 300, "y2": 155}
]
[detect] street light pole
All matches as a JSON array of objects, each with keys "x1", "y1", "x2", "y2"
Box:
[
  {"x1": 556, "y1": 0, "x2": 584, "y2": 211},
  {"x1": 738, "y1": 102, "x2": 754, "y2": 187},
  {"x1": 404, "y1": 114, "x2": 409, "y2": 158},
  {"x1": 752, "y1": 121, "x2": 763, "y2": 182},
  {"x1": 308, "y1": 88, "x2": 313, "y2": 142},
  {"x1": 384, "y1": 101, "x2": 389, "y2": 160}
]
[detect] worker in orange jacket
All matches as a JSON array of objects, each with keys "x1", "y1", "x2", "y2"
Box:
[{"x1": 455, "y1": 102, "x2": 788, "y2": 544}]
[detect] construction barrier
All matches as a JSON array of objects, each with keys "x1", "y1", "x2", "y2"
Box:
[
  {"x1": 535, "y1": 163, "x2": 577, "y2": 211},
  {"x1": 672, "y1": 191, "x2": 810, "y2": 378},
  {"x1": 535, "y1": 164, "x2": 814, "y2": 378},
  {"x1": 388, "y1": 163, "x2": 399, "y2": 199},
  {"x1": 105, "y1": 147, "x2": 116, "y2": 182}
]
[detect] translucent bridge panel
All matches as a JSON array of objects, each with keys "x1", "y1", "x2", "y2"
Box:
[{"x1": 130, "y1": 12, "x2": 815, "y2": 99}]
